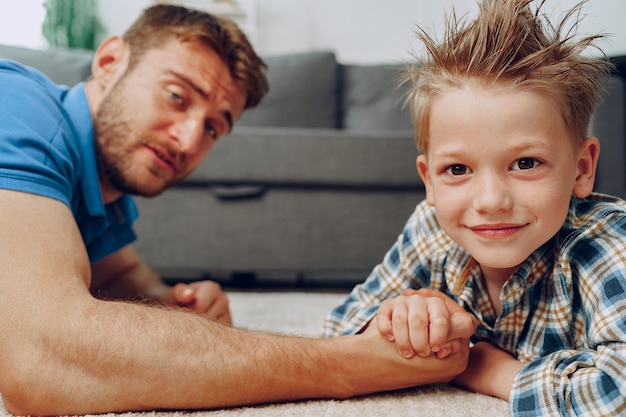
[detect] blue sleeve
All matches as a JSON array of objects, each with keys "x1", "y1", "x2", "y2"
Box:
[{"x1": 0, "y1": 63, "x2": 80, "y2": 206}]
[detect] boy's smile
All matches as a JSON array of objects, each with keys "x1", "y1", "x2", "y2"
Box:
[{"x1": 417, "y1": 84, "x2": 598, "y2": 284}]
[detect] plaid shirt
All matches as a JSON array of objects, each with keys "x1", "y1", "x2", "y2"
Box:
[{"x1": 324, "y1": 193, "x2": 626, "y2": 417}]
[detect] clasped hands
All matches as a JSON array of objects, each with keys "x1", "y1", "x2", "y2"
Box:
[{"x1": 374, "y1": 288, "x2": 478, "y2": 360}]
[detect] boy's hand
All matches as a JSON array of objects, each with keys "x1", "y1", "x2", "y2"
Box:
[{"x1": 376, "y1": 288, "x2": 477, "y2": 359}]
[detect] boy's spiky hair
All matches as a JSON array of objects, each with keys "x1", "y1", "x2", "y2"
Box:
[{"x1": 407, "y1": 0, "x2": 613, "y2": 153}]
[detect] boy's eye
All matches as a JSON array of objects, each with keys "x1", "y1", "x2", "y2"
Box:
[
  {"x1": 445, "y1": 164, "x2": 468, "y2": 176},
  {"x1": 512, "y1": 158, "x2": 540, "y2": 170}
]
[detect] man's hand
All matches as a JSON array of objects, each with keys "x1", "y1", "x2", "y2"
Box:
[
  {"x1": 166, "y1": 281, "x2": 232, "y2": 325},
  {"x1": 375, "y1": 288, "x2": 477, "y2": 359}
]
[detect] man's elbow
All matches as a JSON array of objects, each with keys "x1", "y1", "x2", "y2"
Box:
[
  {"x1": 1, "y1": 376, "x2": 69, "y2": 417},
  {"x1": 0, "y1": 347, "x2": 61, "y2": 416},
  {"x1": 1, "y1": 372, "x2": 40, "y2": 416}
]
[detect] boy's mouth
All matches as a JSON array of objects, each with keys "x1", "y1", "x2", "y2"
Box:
[{"x1": 468, "y1": 223, "x2": 526, "y2": 239}]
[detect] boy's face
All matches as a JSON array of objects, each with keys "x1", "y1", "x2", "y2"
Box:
[{"x1": 417, "y1": 85, "x2": 598, "y2": 282}]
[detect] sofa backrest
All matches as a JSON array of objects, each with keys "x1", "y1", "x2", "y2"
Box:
[
  {"x1": 236, "y1": 51, "x2": 340, "y2": 129},
  {"x1": 235, "y1": 50, "x2": 414, "y2": 132},
  {"x1": 0, "y1": 43, "x2": 93, "y2": 86},
  {"x1": 339, "y1": 63, "x2": 413, "y2": 132},
  {"x1": 0, "y1": 44, "x2": 414, "y2": 133},
  {"x1": 590, "y1": 74, "x2": 626, "y2": 198}
]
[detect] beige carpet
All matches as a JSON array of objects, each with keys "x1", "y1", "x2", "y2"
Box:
[{"x1": 0, "y1": 291, "x2": 509, "y2": 417}]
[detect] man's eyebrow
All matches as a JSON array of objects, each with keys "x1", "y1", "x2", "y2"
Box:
[
  {"x1": 222, "y1": 110, "x2": 233, "y2": 133},
  {"x1": 169, "y1": 70, "x2": 234, "y2": 132}
]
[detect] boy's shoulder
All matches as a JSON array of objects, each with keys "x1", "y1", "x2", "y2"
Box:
[
  {"x1": 405, "y1": 199, "x2": 455, "y2": 249},
  {"x1": 562, "y1": 192, "x2": 626, "y2": 249},
  {"x1": 569, "y1": 193, "x2": 626, "y2": 225}
]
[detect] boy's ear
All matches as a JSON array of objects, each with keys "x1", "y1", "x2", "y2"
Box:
[
  {"x1": 91, "y1": 36, "x2": 129, "y2": 91},
  {"x1": 572, "y1": 136, "x2": 600, "y2": 198},
  {"x1": 417, "y1": 155, "x2": 435, "y2": 206}
]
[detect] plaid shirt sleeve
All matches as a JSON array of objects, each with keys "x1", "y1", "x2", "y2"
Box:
[
  {"x1": 323, "y1": 201, "x2": 445, "y2": 337},
  {"x1": 509, "y1": 208, "x2": 626, "y2": 416}
]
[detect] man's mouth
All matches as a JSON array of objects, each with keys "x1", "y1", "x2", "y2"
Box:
[{"x1": 149, "y1": 146, "x2": 180, "y2": 171}]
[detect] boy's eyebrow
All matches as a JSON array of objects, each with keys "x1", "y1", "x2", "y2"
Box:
[
  {"x1": 167, "y1": 70, "x2": 234, "y2": 133},
  {"x1": 506, "y1": 140, "x2": 558, "y2": 153},
  {"x1": 431, "y1": 140, "x2": 556, "y2": 158}
]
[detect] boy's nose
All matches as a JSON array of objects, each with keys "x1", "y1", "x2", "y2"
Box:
[{"x1": 472, "y1": 173, "x2": 513, "y2": 213}]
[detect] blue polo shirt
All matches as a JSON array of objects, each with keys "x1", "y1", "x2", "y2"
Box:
[{"x1": 0, "y1": 60, "x2": 137, "y2": 263}]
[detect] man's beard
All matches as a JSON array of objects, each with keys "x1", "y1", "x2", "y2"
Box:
[{"x1": 93, "y1": 83, "x2": 171, "y2": 198}]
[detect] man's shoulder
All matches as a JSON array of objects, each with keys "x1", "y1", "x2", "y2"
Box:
[
  {"x1": 0, "y1": 59, "x2": 57, "y2": 89},
  {"x1": 0, "y1": 61, "x2": 82, "y2": 206}
]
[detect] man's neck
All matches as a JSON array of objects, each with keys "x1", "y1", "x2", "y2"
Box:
[{"x1": 99, "y1": 175, "x2": 123, "y2": 205}]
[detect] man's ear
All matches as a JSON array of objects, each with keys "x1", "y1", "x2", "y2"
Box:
[
  {"x1": 90, "y1": 36, "x2": 129, "y2": 91},
  {"x1": 417, "y1": 154, "x2": 435, "y2": 206},
  {"x1": 572, "y1": 136, "x2": 600, "y2": 198}
]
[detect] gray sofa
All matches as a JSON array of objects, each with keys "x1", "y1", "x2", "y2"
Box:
[{"x1": 1, "y1": 43, "x2": 624, "y2": 289}]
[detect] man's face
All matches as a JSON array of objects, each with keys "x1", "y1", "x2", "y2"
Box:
[
  {"x1": 94, "y1": 39, "x2": 246, "y2": 198},
  {"x1": 417, "y1": 85, "x2": 589, "y2": 283}
]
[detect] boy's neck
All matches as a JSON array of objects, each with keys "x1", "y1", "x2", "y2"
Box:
[{"x1": 480, "y1": 265, "x2": 517, "y2": 317}]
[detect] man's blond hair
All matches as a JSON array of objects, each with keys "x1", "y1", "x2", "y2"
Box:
[{"x1": 407, "y1": 0, "x2": 613, "y2": 153}]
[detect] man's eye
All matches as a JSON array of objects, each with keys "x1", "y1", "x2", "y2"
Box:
[
  {"x1": 168, "y1": 90, "x2": 184, "y2": 105},
  {"x1": 445, "y1": 164, "x2": 467, "y2": 176},
  {"x1": 512, "y1": 158, "x2": 540, "y2": 170},
  {"x1": 204, "y1": 123, "x2": 218, "y2": 140}
]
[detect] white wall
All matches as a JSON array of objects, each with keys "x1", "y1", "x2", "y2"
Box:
[
  {"x1": 96, "y1": 0, "x2": 626, "y2": 64},
  {"x1": 0, "y1": 1, "x2": 47, "y2": 48},
  {"x1": 2, "y1": 1, "x2": 624, "y2": 64}
]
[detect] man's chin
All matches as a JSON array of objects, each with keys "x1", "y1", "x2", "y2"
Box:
[
  {"x1": 130, "y1": 185, "x2": 168, "y2": 198},
  {"x1": 113, "y1": 180, "x2": 169, "y2": 198}
]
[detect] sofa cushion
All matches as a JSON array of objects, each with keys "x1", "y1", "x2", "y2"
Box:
[
  {"x1": 341, "y1": 64, "x2": 413, "y2": 131},
  {"x1": 186, "y1": 127, "x2": 421, "y2": 187},
  {"x1": 0, "y1": 43, "x2": 93, "y2": 86},
  {"x1": 236, "y1": 51, "x2": 339, "y2": 129}
]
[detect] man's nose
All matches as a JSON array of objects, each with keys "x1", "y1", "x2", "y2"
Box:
[
  {"x1": 171, "y1": 117, "x2": 204, "y2": 154},
  {"x1": 471, "y1": 172, "x2": 513, "y2": 213}
]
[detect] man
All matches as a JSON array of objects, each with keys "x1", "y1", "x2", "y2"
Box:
[{"x1": 0, "y1": 5, "x2": 477, "y2": 416}]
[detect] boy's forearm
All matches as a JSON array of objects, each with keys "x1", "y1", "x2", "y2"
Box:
[{"x1": 453, "y1": 341, "x2": 523, "y2": 400}]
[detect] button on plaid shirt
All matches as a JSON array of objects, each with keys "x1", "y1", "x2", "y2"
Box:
[{"x1": 324, "y1": 194, "x2": 626, "y2": 417}]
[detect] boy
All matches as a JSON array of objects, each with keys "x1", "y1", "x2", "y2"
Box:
[{"x1": 324, "y1": 0, "x2": 626, "y2": 415}]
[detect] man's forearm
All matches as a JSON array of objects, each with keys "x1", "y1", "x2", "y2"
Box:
[{"x1": 3, "y1": 292, "x2": 469, "y2": 416}]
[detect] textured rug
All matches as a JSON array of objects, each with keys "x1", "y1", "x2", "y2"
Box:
[{"x1": 0, "y1": 291, "x2": 509, "y2": 416}]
